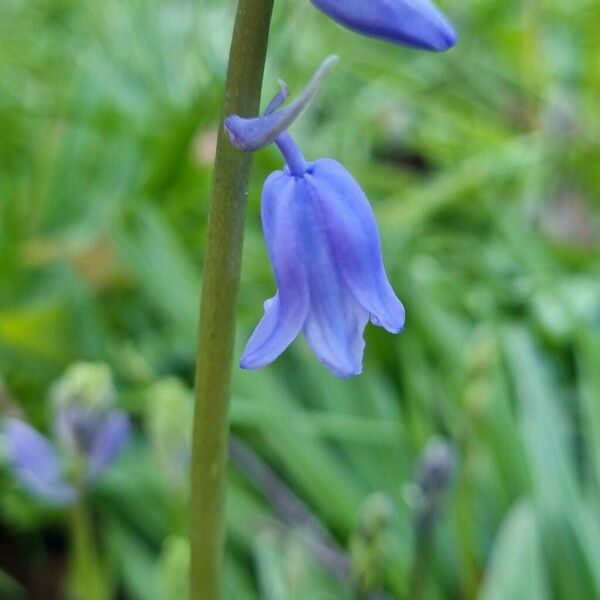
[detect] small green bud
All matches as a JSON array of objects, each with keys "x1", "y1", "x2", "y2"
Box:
[
  {"x1": 350, "y1": 493, "x2": 395, "y2": 593},
  {"x1": 145, "y1": 377, "x2": 193, "y2": 485},
  {"x1": 51, "y1": 362, "x2": 116, "y2": 411}
]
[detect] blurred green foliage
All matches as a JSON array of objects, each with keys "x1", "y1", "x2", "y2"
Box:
[{"x1": 1, "y1": 0, "x2": 599, "y2": 598}]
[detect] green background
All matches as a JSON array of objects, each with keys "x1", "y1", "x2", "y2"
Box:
[{"x1": 1, "y1": 0, "x2": 599, "y2": 597}]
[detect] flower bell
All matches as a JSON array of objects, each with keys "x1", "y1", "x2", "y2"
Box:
[
  {"x1": 4, "y1": 419, "x2": 78, "y2": 505},
  {"x1": 51, "y1": 363, "x2": 130, "y2": 484},
  {"x1": 3, "y1": 363, "x2": 130, "y2": 504},
  {"x1": 225, "y1": 58, "x2": 405, "y2": 378},
  {"x1": 311, "y1": 0, "x2": 457, "y2": 51}
]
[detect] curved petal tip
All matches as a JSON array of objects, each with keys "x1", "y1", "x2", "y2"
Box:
[{"x1": 224, "y1": 55, "x2": 338, "y2": 152}]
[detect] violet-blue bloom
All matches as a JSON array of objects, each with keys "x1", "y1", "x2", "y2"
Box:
[
  {"x1": 3, "y1": 363, "x2": 130, "y2": 504},
  {"x1": 55, "y1": 406, "x2": 131, "y2": 484},
  {"x1": 51, "y1": 361, "x2": 131, "y2": 485},
  {"x1": 4, "y1": 409, "x2": 130, "y2": 504},
  {"x1": 85, "y1": 410, "x2": 130, "y2": 484},
  {"x1": 225, "y1": 62, "x2": 405, "y2": 378},
  {"x1": 4, "y1": 418, "x2": 77, "y2": 505},
  {"x1": 311, "y1": 0, "x2": 457, "y2": 51}
]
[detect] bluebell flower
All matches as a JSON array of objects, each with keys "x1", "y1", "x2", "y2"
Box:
[
  {"x1": 3, "y1": 363, "x2": 130, "y2": 504},
  {"x1": 4, "y1": 418, "x2": 78, "y2": 505},
  {"x1": 225, "y1": 59, "x2": 405, "y2": 378},
  {"x1": 311, "y1": 0, "x2": 457, "y2": 51},
  {"x1": 55, "y1": 406, "x2": 131, "y2": 484}
]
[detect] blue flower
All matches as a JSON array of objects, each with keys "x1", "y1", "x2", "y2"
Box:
[
  {"x1": 55, "y1": 406, "x2": 131, "y2": 484},
  {"x1": 225, "y1": 60, "x2": 405, "y2": 378},
  {"x1": 311, "y1": 0, "x2": 457, "y2": 51},
  {"x1": 4, "y1": 419, "x2": 78, "y2": 505},
  {"x1": 3, "y1": 363, "x2": 131, "y2": 504}
]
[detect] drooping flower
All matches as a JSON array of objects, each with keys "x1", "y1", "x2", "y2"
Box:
[
  {"x1": 311, "y1": 0, "x2": 457, "y2": 52},
  {"x1": 225, "y1": 59, "x2": 405, "y2": 378},
  {"x1": 3, "y1": 363, "x2": 130, "y2": 504},
  {"x1": 51, "y1": 363, "x2": 130, "y2": 485},
  {"x1": 4, "y1": 418, "x2": 78, "y2": 505}
]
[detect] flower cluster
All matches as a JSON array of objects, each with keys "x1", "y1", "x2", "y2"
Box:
[
  {"x1": 3, "y1": 363, "x2": 130, "y2": 505},
  {"x1": 228, "y1": 1, "x2": 457, "y2": 377}
]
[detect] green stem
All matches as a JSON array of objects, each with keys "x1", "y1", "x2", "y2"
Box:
[
  {"x1": 70, "y1": 496, "x2": 106, "y2": 600},
  {"x1": 407, "y1": 530, "x2": 432, "y2": 600},
  {"x1": 189, "y1": 1, "x2": 274, "y2": 598}
]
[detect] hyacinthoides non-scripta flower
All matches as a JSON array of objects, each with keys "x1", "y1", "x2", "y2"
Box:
[
  {"x1": 4, "y1": 364, "x2": 130, "y2": 600},
  {"x1": 4, "y1": 363, "x2": 130, "y2": 505},
  {"x1": 225, "y1": 57, "x2": 405, "y2": 378}
]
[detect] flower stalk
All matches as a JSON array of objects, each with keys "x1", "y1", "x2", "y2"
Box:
[
  {"x1": 70, "y1": 493, "x2": 106, "y2": 600},
  {"x1": 189, "y1": 0, "x2": 274, "y2": 598}
]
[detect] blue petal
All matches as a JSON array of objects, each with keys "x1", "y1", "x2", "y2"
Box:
[
  {"x1": 86, "y1": 411, "x2": 131, "y2": 484},
  {"x1": 296, "y1": 178, "x2": 370, "y2": 378},
  {"x1": 4, "y1": 419, "x2": 76, "y2": 505},
  {"x1": 240, "y1": 173, "x2": 309, "y2": 369},
  {"x1": 263, "y1": 81, "x2": 289, "y2": 116},
  {"x1": 54, "y1": 405, "x2": 102, "y2": 455},
  {"x1": 311, "y1": 0, "x2": 457, "y2": 51},
  {"x1": 304, "y1": 302, "x2": 369, "y2": 378},
  {"x1": 305, "y1": 159, "x2": 405, "y2": 333}
]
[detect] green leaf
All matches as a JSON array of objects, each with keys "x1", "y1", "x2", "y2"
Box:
[{"x1": 479, "y1": 501, "x2": 548, "y2": 600}]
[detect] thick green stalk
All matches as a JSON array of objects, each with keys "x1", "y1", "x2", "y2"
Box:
[{"x1": 190, "y1": 1, "x2": 273, "y2": 598}]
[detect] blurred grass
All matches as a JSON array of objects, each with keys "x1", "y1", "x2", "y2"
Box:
[{"x1": 1, "y1": 0, "x2": 599, "y2": 598}]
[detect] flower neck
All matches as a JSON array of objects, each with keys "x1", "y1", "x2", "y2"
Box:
[{"x1": 275, "y1": 132, "x2": 308, "y2": 176}]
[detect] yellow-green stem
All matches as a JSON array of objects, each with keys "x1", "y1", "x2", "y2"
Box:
[
  {"x1": 190, "y1": 0, "x2": 273, "y2": 598},
  {"x1": 70, "y1": 497, "x2": 106, "y2": 600}
]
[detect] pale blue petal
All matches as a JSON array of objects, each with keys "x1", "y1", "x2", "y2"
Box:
[
  {"x1": 55, "y1": 406, "x2": 102, "y2": 455},
  {"x1": 240, "y1": 173, "x2": 309, "y2": 369},
  {"x1": 4, "y1": 419, "x2": 76, "y2": 505},
  {"x1": 296, "y1": 178, "x2": 370, "y2": 378},
  {"x1": 304, "y1": 302, "x2": 369, "y2": 378},
  {"x1": 311, "y1": 0, "x2": 457, "y2": 51},
  {"x1": 86, "y1": 411, "x2": 131, "y2": 484},
  {"x1": 306, "y1": 159, "x2": 405, "y2": 333}
]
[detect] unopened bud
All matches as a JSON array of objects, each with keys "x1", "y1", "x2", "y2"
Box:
[
  {"x1": 51, "y1": 362, "x2": 116, "y2": 412},
  {"x1": 351, "y1": 493, "x2": 395, "y2": 593},
  {"x1": 414, "y1": 439, "x2": 456, "y2": 535},
  {"x1": 145, "y1": 377, "x2": 193, "y2": 485}
]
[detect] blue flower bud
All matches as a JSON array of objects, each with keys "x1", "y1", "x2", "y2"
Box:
[
  {"x1": 84, "y1": 410, "x2": 130, "y2": 484},
  {"x1": 3, "y1": 364, "x2": 131, "y2": 503},
  {"x1": 311, "y1": 0, "x2": 457, "y2": 51},
  {"x1": 414, "y1": 439, "x2": 456, "y2": 534}
]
